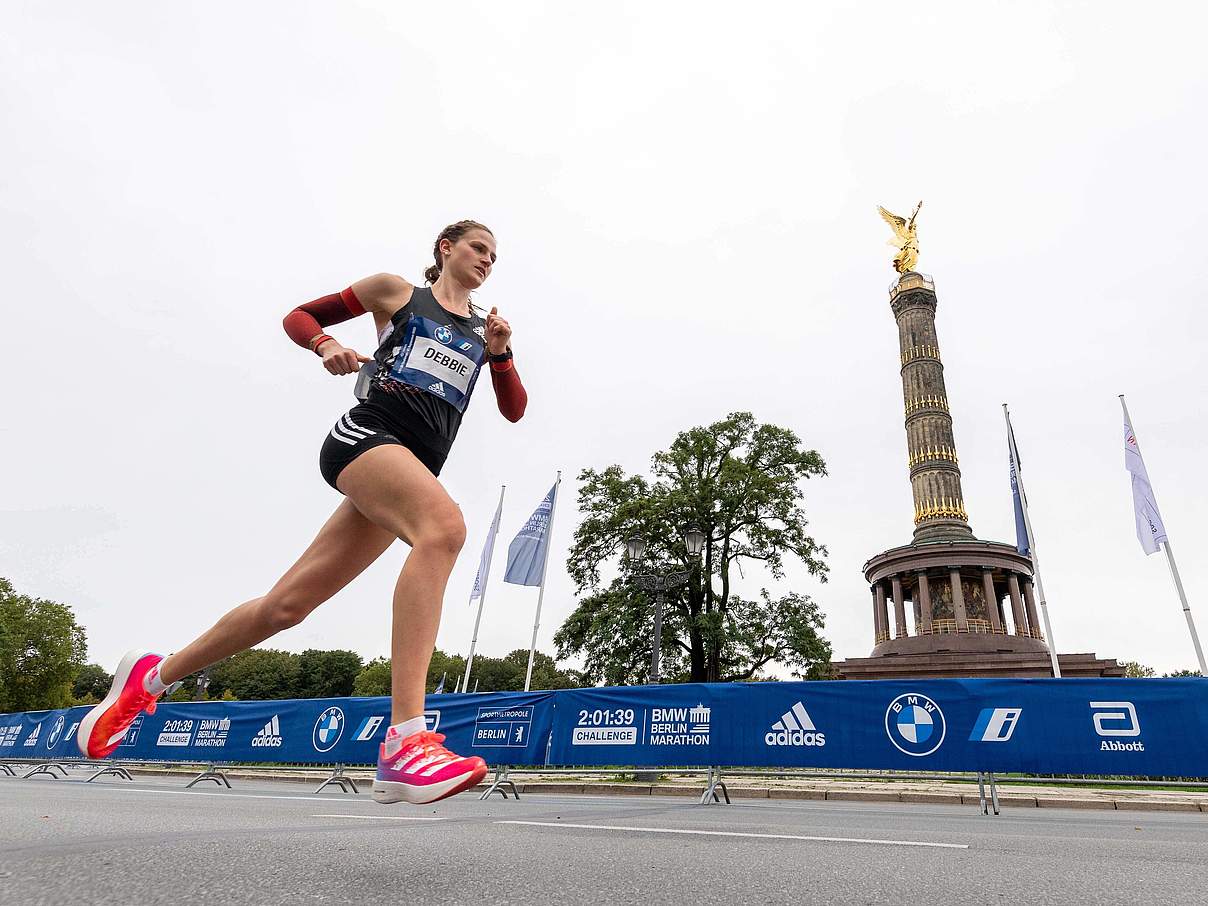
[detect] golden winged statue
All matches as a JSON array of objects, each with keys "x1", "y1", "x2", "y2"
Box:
[{"x1": 877, "y1": 200, "x2": 923, "y2": 274}]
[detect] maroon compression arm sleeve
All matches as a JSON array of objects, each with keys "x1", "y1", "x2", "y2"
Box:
[
  {"x1": 490, "y1": 359, "x2": 527, "y2": 422},
  {"x1": 282, "y1": 287, "x2": 366, "y2": 352}
]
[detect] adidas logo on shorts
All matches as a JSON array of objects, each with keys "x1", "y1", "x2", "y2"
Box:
[
  {"x1": 427, "y1": 381, "x2": 447, "y2": 397},
  {"x1": 764, "y1": 702, "x2": 826, "y2": 747}
]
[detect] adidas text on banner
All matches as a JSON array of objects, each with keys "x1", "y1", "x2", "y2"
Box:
[
  {"x1": 765, "y1": 702, "x2": 826, "y2": 747},
  {"x1": 252, "y1": 715, "x2": 284, "y2": 748}
]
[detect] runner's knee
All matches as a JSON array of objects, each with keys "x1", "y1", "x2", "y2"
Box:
[
  {"x1": 261, "y1": 588, "x2": 319, "y2": 631},
  {"x1": 416, "y1": 508, "x2": 466, "y2": 558}
]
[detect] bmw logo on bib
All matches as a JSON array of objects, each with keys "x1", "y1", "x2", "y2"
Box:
[
  {"x1": 313, "y1": 706, "x2": 345, "y2": 753},
  {"x1": 885, "y1": 692, "x2": 946, "y2": 757},
  {"x1": 435, "y1": 326, "x2": 453, "y2": 345}
]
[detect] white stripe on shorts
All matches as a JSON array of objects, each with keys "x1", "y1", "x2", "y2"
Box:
[
  {"x1": 342, "y1": 414, "x2": 376, "y2": 437},
  {"x1": 328, "y1": 427, "x2": 357, "y2": 446}
]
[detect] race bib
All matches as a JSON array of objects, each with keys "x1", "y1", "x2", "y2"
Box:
[{"x1": 387, "y1": 316, "x2": 484, "y2": 411}]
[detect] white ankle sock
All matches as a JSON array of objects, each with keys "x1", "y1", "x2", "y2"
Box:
[
  {"x1": 383, "y1": 716, "x2": 427, "y2": 757},
  {"x1": 143, "y1": 663, "x2": 168, "y2": 696}
]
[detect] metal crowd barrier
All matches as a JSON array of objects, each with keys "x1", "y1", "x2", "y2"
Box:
[{"x1": 5, "y1": 678, "x2": 1207, "y2": 815}]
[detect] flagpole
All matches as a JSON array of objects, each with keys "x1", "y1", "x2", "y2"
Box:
[
  {"x1": 1119, "y1": 395, "x2": 1207, "y2": 674},
  {"x1": 1003, "y1": 404, "x2": 1062, "y2": 677},
  {"x1": 462, "y1": 485, "x2": 505, "y2": 693},
  {"x1": 525, "y1": 471, "x2": 561, "y2": 692}
]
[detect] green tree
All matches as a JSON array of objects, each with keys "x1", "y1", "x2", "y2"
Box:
[
  {"x1": 72, "y1": 663, "x2": 114, "y2": 704},
  {"x1": 353, "y1": 649, "x2": 583, "y2": 696},
  {"x1": 206, "y1": 648, "x2": 301, "y2": 700},
  {"x1": 297, "y1": 649, "x2": 364, "y2": 698},
  {"x1": 503, "y1": 649, "x2": 581, "y2": 690},
  {"x1": 353, "y1": 657, "x2": 392, "y2": 696},
  {"x1": 1163, "y1": 669, "x2": 1202, "y2": 677},
  {"x1": 467, "y1": 654, "x2": 519, "y2": 692},
  {"x1": 427, "y1": 649, "x2": 467, "y2": 693},
  {"x1": 556, "y1": 412, "x2": 831, "y2": 684},
  {"x1": 0, "y1": 578, "x2": 89, "y2": 711},
  {"x1": 1121, "y1": 660, "x2": 1156, "y2": 678}
]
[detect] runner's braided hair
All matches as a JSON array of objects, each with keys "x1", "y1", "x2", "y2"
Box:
[{"x1": 424, "y1": 220, "x2": 494, "y2": 285}]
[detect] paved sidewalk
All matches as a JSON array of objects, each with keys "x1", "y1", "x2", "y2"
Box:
[{"x1": 106, "y1": 765, "x2": 1208, "y2": 812}]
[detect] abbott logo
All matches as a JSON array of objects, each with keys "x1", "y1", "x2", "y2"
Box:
[
  {"x1": 1091, "y1": 701, "x2": 1140, "y2": 737},
  {"x1": 765, "y1": 702, "x2": 825, "y2": 747},
  {"x1": 969, "y1": 708, "x2": 1022, "y2": 742},
  {"x1": 1091, "y1": 701, "x2": 1143, "y2": 751}
]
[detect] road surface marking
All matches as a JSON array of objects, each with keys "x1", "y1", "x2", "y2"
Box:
[
  {"x1": 312, "y1": 813, "x2": 443, "y2": 822},
  {"x1": 99, "y1": 787, "x2": 381, "y2": 805},
  {"x1": 496, "y1": 820, "x2": 969, "y2": 849}
]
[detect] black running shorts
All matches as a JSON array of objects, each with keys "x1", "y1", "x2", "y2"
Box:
[{"x1": 318, "y1": 405, "x2": 447, "y2": 490}]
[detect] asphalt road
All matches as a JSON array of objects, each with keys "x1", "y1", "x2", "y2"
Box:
[{"x1": 1, "y1": 773, "x2": 1204, "y2": 905}]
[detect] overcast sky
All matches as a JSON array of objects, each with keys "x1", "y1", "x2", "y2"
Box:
[{"x1": 3, "y1": 2, "x2": 1205, "y2": 680}]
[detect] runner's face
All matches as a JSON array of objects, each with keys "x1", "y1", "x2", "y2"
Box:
[{"x1": 442, "y1": 230, "x2": 497, "y2": 288}]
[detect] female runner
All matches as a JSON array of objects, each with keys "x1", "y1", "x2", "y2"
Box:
[{"x1": 78, "y1": 220, "x2": 527, "y2": 804}]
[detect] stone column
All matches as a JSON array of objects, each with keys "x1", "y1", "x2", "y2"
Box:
[
  {"x1": 949, "y1": 569, "x2": 968, "y2": 631},
  {"x1": 1022, "y1": 579, "x2": 1043, "y2": 640},
  {"x1": 892, "y1": 576, "x2": 907, "y2": 638},
  {"x1": 892, "y1": 276, "x2": 974, "y2": 544},
  {"x1": 982, "y1": 569, "x2": 1002, "y2": 633},
  {"x1": 917, "y1": 572, "x2": 933, "y2": 634},
  {"x1": 874, "y1": 584, "x2": 888, "y2": 642},
  {"x1": 1007, "y1": 573, "x2": 1028, "y2": 636},
  {"x1": 871, "y1": 587, "x2": 882, "y2": 644}
]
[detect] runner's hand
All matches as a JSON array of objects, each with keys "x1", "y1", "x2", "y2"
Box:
[
  {"x1": 485, "y1": 306, "x2": 512, "y2": 355},
  {"x1": 318, "y1": 340, "x2": 372, "y2": 375}
]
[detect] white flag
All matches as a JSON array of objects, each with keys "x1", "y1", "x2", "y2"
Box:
[
  {"x1": 1124, "y1": 416, "x2": 1168, "y2": 555},
  {"x1": 470, "y1": 493, "x2": 504, "y2": 601}
]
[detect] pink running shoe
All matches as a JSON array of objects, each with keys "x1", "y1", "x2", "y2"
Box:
[
  {"x1": 77, "y1": 650, "x2": 164, "y2": 759},
  {"x1": 373, "y1": 729, "x2": 488, "y2": 805}
]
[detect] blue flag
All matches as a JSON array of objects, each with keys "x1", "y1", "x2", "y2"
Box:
[
  {"x1": 504, "y1": 482, "x2": 558, "y2": 586},
  {"x1": 1008, "y1": 436, "x2": 1030, "y2": 556}
]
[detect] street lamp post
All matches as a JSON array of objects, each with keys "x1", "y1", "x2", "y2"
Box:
[
  {"x1": 193, "y1": 668, "x2": 211, "y2": 702},
  {"x1": 626, "y1": 527, "x2": 706, "y2": 685}
]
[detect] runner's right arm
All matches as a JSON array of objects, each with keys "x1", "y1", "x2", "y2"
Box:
[{"x1": 282, "y1": 274, "x2": 412, "y2": 375}]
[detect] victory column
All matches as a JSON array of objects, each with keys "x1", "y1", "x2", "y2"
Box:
[{"x1": 832, "y1": 204, "x2": 1122, "y2": 679}]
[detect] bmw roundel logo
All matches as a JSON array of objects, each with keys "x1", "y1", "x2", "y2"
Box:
[
  {"x1": 885, "y1": 693, "x2": 946, "y2": 757},
  {"x1": 435, "y1": 326, "x2": 453, "y2": 345},
  {"x1": 312, "y1": 706, "x2": 345, "y2": 753},
  {"x1": 46, "y1": 714, "x2": 66, "y2": 748}
]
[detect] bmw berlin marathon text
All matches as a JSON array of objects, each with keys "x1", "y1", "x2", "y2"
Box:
[{"x1": 573, "y1": 705, "x2": 712, "y2": 748}]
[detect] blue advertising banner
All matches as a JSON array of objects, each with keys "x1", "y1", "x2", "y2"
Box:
[
  {"x1": 2, "y1": 680, "x2": 1205, "y2": 777},
  {"x1": 546, "y1": 679, "x2": 1208, "y2": 777},
  {"x1": 0, "y1": 691, "x2": 554, "y2": 767}
]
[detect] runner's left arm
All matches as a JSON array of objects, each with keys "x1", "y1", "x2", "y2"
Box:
[
  {"x1": 485, "y1": 306, "x2": 527, "y2": 422},
  {"x1": 490, "y1": 358, "x2": 527, "y2": 422}
]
